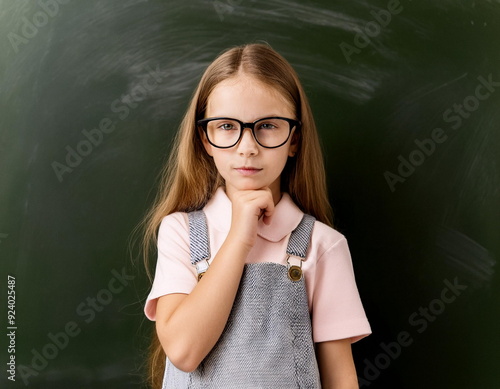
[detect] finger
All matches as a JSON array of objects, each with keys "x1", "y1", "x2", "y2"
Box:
[{"x1": 261, "y1": 197, "x2": 275, "y2": 225}]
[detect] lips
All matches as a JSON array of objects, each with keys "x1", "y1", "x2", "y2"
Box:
[{"x1": 234, "y1": 166, "x2": 262, "y2": 176}]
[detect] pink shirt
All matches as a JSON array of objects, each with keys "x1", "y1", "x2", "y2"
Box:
[{"x1": 144, "y1": 186, "x2": 371, "y2": 343}]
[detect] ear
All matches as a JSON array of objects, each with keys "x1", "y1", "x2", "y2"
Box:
[
  {"x1": 288, "y1": 130, "x2": 300, "y2": 157},
  {"x1": 200, "y1": 128, "x2": 214, "y2": 157}
]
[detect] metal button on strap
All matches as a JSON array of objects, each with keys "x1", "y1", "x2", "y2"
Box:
[
  {"x1": 288, "y1": 265, "x2": 303, "y2": 281},
  {"x1": 286, "y1": 255, "x2": 303, "y2": 282}
]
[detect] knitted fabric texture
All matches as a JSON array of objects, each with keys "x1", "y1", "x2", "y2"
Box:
[
  {"x1": 286, "y1": 214, "x2": 315, "y2": 258},
  {"x1": 187, "y1": 210, "x2": 210, "y2": 264}
]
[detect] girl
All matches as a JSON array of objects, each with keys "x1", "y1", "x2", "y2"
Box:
[{"x1": 141, "y1": 43, "x2": 371, "y2": 388}]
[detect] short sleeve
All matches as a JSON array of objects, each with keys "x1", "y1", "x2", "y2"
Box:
[
  {"x1": 143, "y1": 212, "x2": 198, "y2": 321},
  {"x1": 312, "y1": 237, "x2": 371, "y2": 343}
]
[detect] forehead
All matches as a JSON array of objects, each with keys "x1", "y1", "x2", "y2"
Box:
[{"x1": 206, "y1": 75, "x2": 295, "y2": 120}]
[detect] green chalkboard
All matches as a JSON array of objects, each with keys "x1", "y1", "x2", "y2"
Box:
[{"x1": 1, "y1": 0, "x2": 499, "y2": 388}]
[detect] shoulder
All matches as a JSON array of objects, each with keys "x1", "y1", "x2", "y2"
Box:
[
  {"x1": 157, "y1": 212, "x2": 190, "y2": 247},
  {"x1": 311, "y1": 218, "x2": 346, "y2": 246},
  {"x1": 159, "y1": 211, "x2": 189, "y2": 231},
  {"x1": 309, "y1": 218, "x2": 348, "y2": 260}
]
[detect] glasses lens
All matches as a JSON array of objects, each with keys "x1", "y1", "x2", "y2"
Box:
[
  {"x1": 206, "y1": 119, "x2": 241, "y2": 147},
  {"x1": 254, "y1": 118, "x2": 291, "y2": 147}
]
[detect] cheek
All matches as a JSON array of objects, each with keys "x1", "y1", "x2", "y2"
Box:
[{"x1": 267, "y1": 150, "x2": 290, "y2": 172}]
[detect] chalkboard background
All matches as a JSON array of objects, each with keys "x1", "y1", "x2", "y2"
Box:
[{"x1": 1, "y1": 0, "x2": 499, "y2": 388}]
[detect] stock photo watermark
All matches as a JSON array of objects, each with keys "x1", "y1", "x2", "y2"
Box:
[
  {"x1": 6, "y1": 275, "x2": 16, "y2": 382},
  {"x1": 7, "y1": 0, "x2": 70, "y2": 54},
  {"x1": 339, "y1": 0, "x2": 403, "y2": 64},
  {"x1": 15, "y1": 267, "x2": 135, "y2": 385},
  {"x1": 51, "y1": 63, "x2": 164, "y2": 182},
  {"x1": 384, "y1": 73, "x2": 500, "y2": 192},
  {"x1": 358, "y1": 277, "x2": 468, "y2": 386}
]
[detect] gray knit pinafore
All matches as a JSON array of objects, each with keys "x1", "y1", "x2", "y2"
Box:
[{"x1": 162, "y1": 210, "x2": 321, "y2": 388}]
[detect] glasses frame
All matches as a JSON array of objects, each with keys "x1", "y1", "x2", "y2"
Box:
[{"x1": 197, "y1": 116, "x2": 301, "y2": 149}]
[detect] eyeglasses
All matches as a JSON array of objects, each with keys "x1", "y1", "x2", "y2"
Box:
[{"x1": 197, "y1": 116, "x2": 300, "y2": 149}]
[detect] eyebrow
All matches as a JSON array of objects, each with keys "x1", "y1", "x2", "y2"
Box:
[{"x1": 206, "y1": 114, "x2": 287, "y2": 121}]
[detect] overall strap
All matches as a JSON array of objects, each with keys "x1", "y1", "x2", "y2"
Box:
[
  {"x1": 286, "y1": 214, "x2": 316, "y2": 259},
  {"x1": 285, "y1": 214, "x2": 316, "y2": 282},
  {"x1": 187, "y1": 210, "x2": 211, "y2": 279}
]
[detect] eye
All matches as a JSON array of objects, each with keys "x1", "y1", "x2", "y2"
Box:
[
  {"x1": 219, "y1": 123, "x2": 236, "y2": 131},
  {"x1": 258, "y1": 122, "x2": 278, "y2": 130}
]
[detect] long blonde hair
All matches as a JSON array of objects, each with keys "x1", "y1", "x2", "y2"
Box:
[{"x1": 137, "y1": 42, "x2": 333, "y2": 388}]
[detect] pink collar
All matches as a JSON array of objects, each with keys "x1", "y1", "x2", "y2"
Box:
[{"x1": 203, "y1": 186, "x2": 304, "y2": 242}]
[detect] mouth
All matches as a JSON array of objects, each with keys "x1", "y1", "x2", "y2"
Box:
[{"x1": 234, "y1": 166, "x2": 263, "y2": 176}]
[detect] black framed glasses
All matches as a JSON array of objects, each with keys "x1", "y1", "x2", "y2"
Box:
[{"x1": 197, "y1": 116, "x2": 301, "y2": 149}]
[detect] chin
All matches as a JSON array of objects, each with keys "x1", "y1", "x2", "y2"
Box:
[
  {"x1": 234, "y1": 180, "x2": 266, "y2": 191},
  {"x1": 239, "y1": 183, "x2": 262, "y2": 190}
]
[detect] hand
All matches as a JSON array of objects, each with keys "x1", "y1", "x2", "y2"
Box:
[{"x1": 227, "y1": 187, "x2": 275, "y2": 250}]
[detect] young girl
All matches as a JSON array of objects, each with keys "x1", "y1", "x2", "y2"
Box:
[{"x1": 142, "y1": 43, "x2": 371, "y2": 388}]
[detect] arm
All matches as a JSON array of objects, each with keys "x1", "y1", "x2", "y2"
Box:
[
  {"x1": 155, "y1": 188, "x2": 275, "y2": 372},
  {"x1": 312, "y1": 236, "x2": 371, "y2": 387},
  {"x1": 316, "y1": 338, "x2": 359, "y2": 389}
]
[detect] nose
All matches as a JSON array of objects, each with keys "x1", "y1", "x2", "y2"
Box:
[{"x1": 236, "y1": 127, "x2": 258, "y2": 156}]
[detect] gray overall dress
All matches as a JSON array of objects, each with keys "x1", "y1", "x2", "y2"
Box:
[{"x1": 162, "y1": 210, "x2": 321, "y2": 388}]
